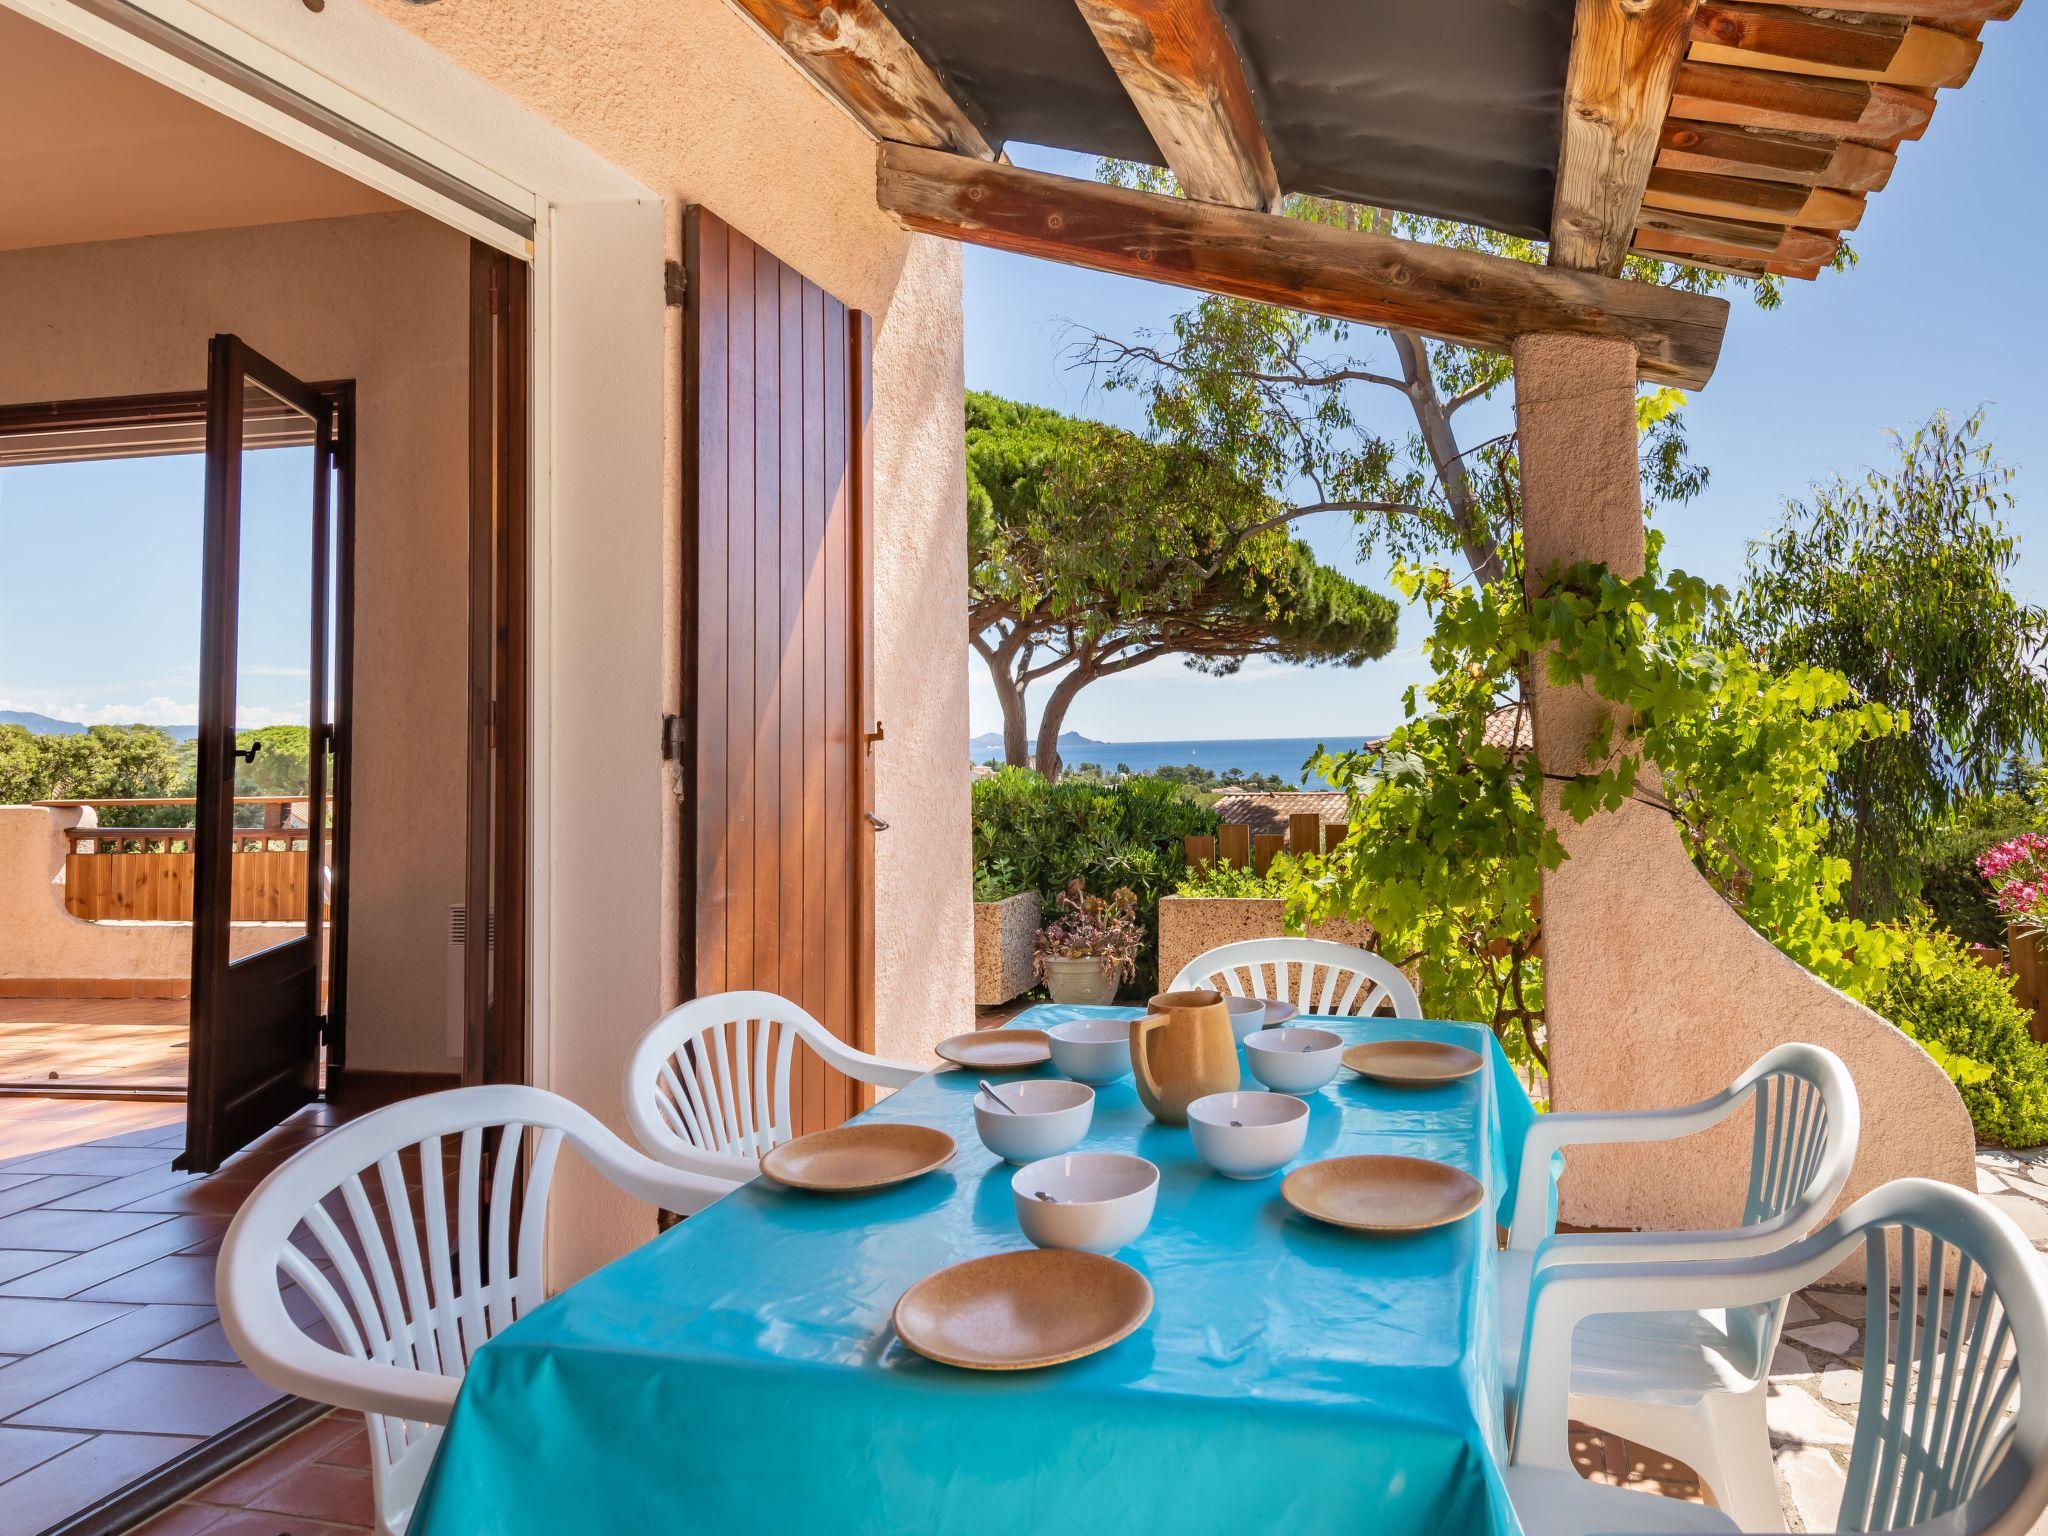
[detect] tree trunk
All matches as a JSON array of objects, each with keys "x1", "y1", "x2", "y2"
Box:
[
  {"x1": 972, "y1": 625, "x2": 1033, "y2": 768},
  {"x1": 1032, "y1": 663, "x2": 1097, "y2": 782}
]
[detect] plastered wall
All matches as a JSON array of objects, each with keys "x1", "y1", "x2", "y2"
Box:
[{"x1": 0, "y1": 211, "x2": 471, "y2": 1075}]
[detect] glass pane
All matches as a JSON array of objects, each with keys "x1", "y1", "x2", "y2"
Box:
[{"x1": 227, "y1": 376, "x2": 318, "y2": 963}]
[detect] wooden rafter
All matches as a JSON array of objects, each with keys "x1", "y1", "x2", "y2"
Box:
[
  {"x1": 1669, "y1": 59, "x2": 1935, "y2": 142},
  {"x1": 727, "y1": 0, "x2": 995, "y2": 159},
  {"x1": 1689, "y1": 2, "x2": 1982, "y2": 89},
  {"x1": 1634, "y1": 203, "x2": 1837, "y2": 277},
  {"x1": 1657, "y1": 120, "x2": 1897, "y2": 193},
  {"x1": 1071, "y1": 0, "x2": 1281, "y2": 211},
  {"x1": 1643, "y1": 166, "x2": 1864, "y2": 228},
  {"x1": 1729, "y1": 0, "x2": 2014, "y2": 18},
  {"x1": 1550, "y1": 0, "x2": 1701, "y2": 274},
  {"x1": 875, "y1": 142, "x2": 1730, "y2": 387}
]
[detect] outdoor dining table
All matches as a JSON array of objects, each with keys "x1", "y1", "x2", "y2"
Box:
[{"x1": 407, "y1": 1005, "x2": 1540, "y2": 1536}]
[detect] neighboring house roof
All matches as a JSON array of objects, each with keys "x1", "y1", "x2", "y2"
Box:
[
  {"x1": 1214, "y1": 793, "x2": 1349, "y2": 842},
  {"x1": 1482, "y1": 703, "x2": 1533, "y2": 756}
]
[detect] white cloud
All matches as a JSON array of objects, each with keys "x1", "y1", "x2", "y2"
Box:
[{"x1": 0, "y1": 694, "x2": 306, "y2": 728}]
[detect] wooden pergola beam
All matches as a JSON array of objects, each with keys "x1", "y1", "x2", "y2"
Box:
[
  {"x1": 1689, "y1": 2, "x2": 1982, "y2": 90},
  {"x1": 1670, "y1": 59, "x2": 1934, "y2": 143},
  {"x1": 1658, "y1": 119, "x2": 1897, "y2": 193},
  {"x1": 727, "y1": 0, "x2": 995, "y2": 159},
  {"x1": 876, "y1": 142, "x2": 1730, "y2": 388},
  {"x1": 1727, "y1": 0, "x2": 2015, "y2": 18},
  {"x1": 1550, "y1": 0, "x2": 1700, "y2": 275},
  {"x1": 1644, "y1": 165, "x2": 1864, "y2": 229},
  {"x1": 1071, "y1": 0, "x2": 1281, "y2": 211}
]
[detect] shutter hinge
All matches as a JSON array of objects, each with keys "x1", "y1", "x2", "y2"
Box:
[
  {"x1": 664, "y1": 260, "x2": 687, "y2": 308},
  {"x1": 661, "y1": 713, "x2": 687, "y2": 761}
]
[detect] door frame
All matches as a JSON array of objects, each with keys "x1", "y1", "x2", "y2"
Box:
[
  {"x1": 12, "y1": 0, "x2": 672, "y2": 1278},
  {"x1": 0, "y1": 384, "x2": 358, "y2": 1079}
]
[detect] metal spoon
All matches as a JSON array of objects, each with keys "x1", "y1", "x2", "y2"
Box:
[
  {"x1": 979, "y1": 1080, "x2": 1018, "y2": 1114},
  {"x1": 1033, "y1": 1189, "x2": 1058, "y2": 1202}
]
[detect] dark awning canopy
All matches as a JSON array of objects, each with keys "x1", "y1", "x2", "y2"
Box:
[
  {"x1": 727, "y1": 0, "x2": 2022, "y2": 389},
  {"x1": 869, "y1": 0, "x2": 1575, "y2": 238}
]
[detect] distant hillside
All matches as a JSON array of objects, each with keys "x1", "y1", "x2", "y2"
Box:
[
  {"x1": 0, "y1": 711, "x2": 198, "y2": 740},
  {"x1": 968, "y1": 730, "x2": 1108, "y2": 756}
]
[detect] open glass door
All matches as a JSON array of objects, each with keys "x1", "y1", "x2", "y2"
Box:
[{"x1": 180, "y1": 336, "x2": 336, "y2": 1172}]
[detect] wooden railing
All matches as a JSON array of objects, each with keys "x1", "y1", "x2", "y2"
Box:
[{"x1": 40, "y1": 797, "x2": 328, "y2": 924}]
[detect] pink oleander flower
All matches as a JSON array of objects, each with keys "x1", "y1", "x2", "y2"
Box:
[{"x1": 1980, "y1": 834, "x2": 2048, "y2": 936}]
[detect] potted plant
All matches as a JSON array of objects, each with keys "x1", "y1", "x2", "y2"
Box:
[
  {"x1": 972, "y1": 859, "x2": 1041, "y2": 1006},
  {"x1": 1034, "y1": 880, "x2": 1141, "y2": 1005}
]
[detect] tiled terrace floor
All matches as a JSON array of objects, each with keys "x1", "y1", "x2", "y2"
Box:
[
  {"x1": 0, "y1": 1097, "x2": 346, "y2": 1536},
  {"x1": 0, "y1": 1000, "x2": 188, "y2": 1092}
]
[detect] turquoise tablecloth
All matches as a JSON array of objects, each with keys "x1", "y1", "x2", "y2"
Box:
[{"x1": 409, "y1": 1008, "x2": 1536, "y2": 1536}]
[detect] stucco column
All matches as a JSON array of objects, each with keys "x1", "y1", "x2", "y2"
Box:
[{"x1": 1511, "y1": 333, "x2": 1973, "y2": 1234}]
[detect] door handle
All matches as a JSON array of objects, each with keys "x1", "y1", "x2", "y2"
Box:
[{"x1": 865, "y1": 813, "x2": 890, "y2": 832}]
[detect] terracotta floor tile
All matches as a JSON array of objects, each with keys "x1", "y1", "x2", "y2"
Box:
[
  {"x1": 44, "y1": 1164, "x2": 203, "y2": 1213},
  {"x1": 113, "y1": 1179, "x2": 261, "y2": 1217},
  {"x1": 73, "y1": 1253, "x2": 218, "y2": 1305},
  {"x1": 190, "y1": 1509, "x2": 367, "y2": 1536},
  {"x1": 0, "y1": 1304, "x2": 214, "y2": 1418},
  {"x1": 0, "y1": 1206, "x2": 170, "y2": 1252},
  {"x1": 142, "y1": 1317, "x2": 239, "y2": 1366},
  {"x1": 249, "y1": 1459, "x2": 375, "y2": 1526},
  {"x1": 11, "y1": 1359, "x2": 282, "y2": 1436},
  {"x1": 127, "y1": 1501, "x2": 229, "y2": 1536},
  {"x1": 188, "y1": 1415, "x2": 357, "y2": 1507},
  {"x1": 0, "y1": 1430, "x2": 200, "y2": 1536},
  {"x1": 0, "y1": 1295, "x2": 136, "y2": 1352},
  {"x1": 0, "y1": 1176, "x2": 110, "y2": 1221},
  {"x1": 3, "y1": 1146, "x2": 174, "y2": 1178},
  {"x1": 312, "y1": 1420, "x2": 368, "y2": 1471},
  {"x1": 0, "y1": 1217, "x2": 224, "y2": 1301},
  {"x1": 0, "y1": 1421, "x2": 84, "y2": 1479},
  {"x1": 0, "y1": 1250, "x2": 58, "y2": 1285}
]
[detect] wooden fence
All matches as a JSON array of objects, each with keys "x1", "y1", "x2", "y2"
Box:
[
  {"x1": 47, "y1": 798, "x2": 327, "y2": 924},
  {"x1": 1184, "y1": 813, "x2": 1346, "y2": 877}
]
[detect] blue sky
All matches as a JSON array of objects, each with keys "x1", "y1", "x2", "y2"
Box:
[
  {"x1": 0, "y1": 448, "x2": 316, "y2": 728},
  {"x1": 964, "y1": 10, "x2": 2048, "y2": 742}
]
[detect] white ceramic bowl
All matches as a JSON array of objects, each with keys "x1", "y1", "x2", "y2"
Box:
[
  {"x1": 1186, "y1": 1091, "x2": 1309, "y2": 1179},
  {"x1": 1242, "y1": 1026, "x2": 1346, "y2": 1093},
  {"x1": 1222, "y1": 995, "x2": 1269, "y2": 1042},
  {"x1": 974, "y1": 1079, "x2": 1095, "y2": 1165},
  {"x1": 1046, "y1": 1017, "x2": 1134, "y2": 1085},
  {"x1": 1012, "y1": 1152, "x2": 1159, "y2": 1253}
]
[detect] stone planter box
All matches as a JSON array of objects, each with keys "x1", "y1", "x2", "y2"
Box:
[
  {"x1": 973, "y1": 890, "x2": 1041, "y2": 1006},
  {"x1": 1157, "y1": 895, "x2": 1384, "y2": 995}
]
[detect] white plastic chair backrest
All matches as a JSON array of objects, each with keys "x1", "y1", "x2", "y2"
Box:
[
  {"x1": 625, "y1": 990, "x2": 915, "y2": 1167},
  {"x1": 1516, "y1": 1180, "x2": 2048, "y2": 1533},
  {"x1": 217, "y1": 1085, "x2": 729, "y2": 1531},
  {"x1": 1170, "y1": 937, "x2": 1419, "y2": 1018}
]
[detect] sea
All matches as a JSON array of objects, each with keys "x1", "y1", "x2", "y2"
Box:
[{"x1": 971, "y1": 736, "x2": 1381, "y2": 791}]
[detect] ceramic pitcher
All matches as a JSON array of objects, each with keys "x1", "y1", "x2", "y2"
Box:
[{"x1": 1131, "y1": 988, "x2": 1240, "y2": 1125}]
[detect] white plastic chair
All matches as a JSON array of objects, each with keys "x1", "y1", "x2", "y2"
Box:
[
  {"x1": 216, "y1": 1085, "x2": 736, "y2": 1536},
  {"x1": 1502, "y1": 1043, "x2": 1861, "y2": 1531},
  {"x1": 623, "y1": 989, "x2": 923, "y2": 1179},
  {"x1": 1505, "y1": 1178, "x2": 2048, "y2": 1536},
  {"x1": 1170, "y1": 936, "x2": 1420, "y2": 1017}
]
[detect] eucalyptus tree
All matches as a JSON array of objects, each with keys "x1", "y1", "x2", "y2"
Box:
[
  {"x1": 1717, "y1": 409, "x2": 2048, "y2": 918},
  {"x1": 967, "y1": 391, "x2": 1398, "y2": 780}
]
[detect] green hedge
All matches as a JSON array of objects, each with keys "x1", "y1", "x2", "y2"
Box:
[
  {"x1": 971, "y1": 766, "x2": 1217, "y2": 994},
  {"x1": 1872, "y1": 926, "x2": 2048, "y2": 1148}
]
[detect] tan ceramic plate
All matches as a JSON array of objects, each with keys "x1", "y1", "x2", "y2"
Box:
[
  {"x1": 1282, "y1": 1155, "x2": 1485, "y2": 1234},
  {"x1": 893, "y1": 1249, "x2": 1153, "y2": 1370},
  {"x1": 1342, "y1": 1039, "x2": 1483, "y2": 1086},
  {"x1": 758, "y1": 1123, "x2": 955, "y2": 1192},
  {"x1": 935, "y1": 1028, "x2": 1051, "y2": 1071}
]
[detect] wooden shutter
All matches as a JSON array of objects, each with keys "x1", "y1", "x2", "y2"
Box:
[{"x1": 680, "y1": 207, "x2": 876, "y2": 1137}]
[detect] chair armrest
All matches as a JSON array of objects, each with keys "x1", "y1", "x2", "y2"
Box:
[
  {"x1": 1511, "y1": 1239, "x2": 1848, "y2": 1471},
  {"x1": 1507, "y1": 1089, "x2": 1751, "y2": 1252},
  {"x1": 586, "y1": 1136, "x2": 753, "y2": 1210},
  {"x1": 810, "y1": 1036, "x2": 925, "y2": 1091},
  {"x1": 1529, "y1": 1220, "x2": 1804, "y2": 1274}
]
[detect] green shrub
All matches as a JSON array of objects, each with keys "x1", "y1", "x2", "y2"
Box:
[
  {"x1": 1871, "y1": 926, "x2": 2048, "y2": 1148},
  {"x1": 970, "y1": 766, "x2": 1216, "y2": 992},
  {"x1": 971, "y1": 857, "x2": 1026, "y2": 904},
  {"x1": 1174, "y1": 855, "x2": 1301, "y2": 899}
]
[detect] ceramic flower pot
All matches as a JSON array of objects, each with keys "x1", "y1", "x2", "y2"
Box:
[{"x1": 1041, "y1": 955, "x2": 1120, "y2": 1005}]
